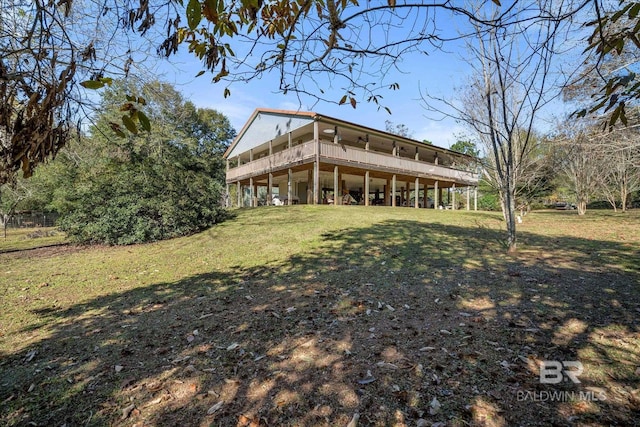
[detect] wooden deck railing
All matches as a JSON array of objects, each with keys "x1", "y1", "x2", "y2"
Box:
[
  {"x1": 319, "y1": 143, "x2": 478, "y2": 184},
  {"x1": 227, "y1": 140, "x2": 478, "y2": 185},
  {"x1": 226, "y1": 141, "x2": 316, "y2": 181}
]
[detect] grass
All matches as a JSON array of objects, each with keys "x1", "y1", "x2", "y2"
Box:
[
  {"x1": 0, "y1": 207, "x2": 639, "y2": 426},
  {"x1": 0, "y1": 227, "x2": 66, "y2": 252}
]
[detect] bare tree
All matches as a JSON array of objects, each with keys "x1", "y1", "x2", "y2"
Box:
[
  {"x1": 595, "y1": 129, "x2": 640, "y2": 211},
  {"x1": 4, "y1": 0, "x2": 596, "y2": 186},
  {"x1": 553, "y1": 125, "x2": 601, "y2": 215},
  {"x1": 424, "y1": 1, "x2": 573, "y2": 252}
]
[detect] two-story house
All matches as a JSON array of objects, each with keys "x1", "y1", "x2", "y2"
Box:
[{"x1": 224, "y1": 109, "x2": 479, "y2": 209}]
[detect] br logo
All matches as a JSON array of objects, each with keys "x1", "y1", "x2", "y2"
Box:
[{"x1": 539, "y1": 361, "x2": 583, "y2": 384}]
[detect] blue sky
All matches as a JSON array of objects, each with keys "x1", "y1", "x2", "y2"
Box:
[
  {"x1": 154, "y1": 33, "x2": 472, "y2": 149},
  {"x1": 150, "y1": 3, "x2": 587, "y2": 150}
]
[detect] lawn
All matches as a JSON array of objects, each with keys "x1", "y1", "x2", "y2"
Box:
[{"x1": 1, "y1": 206, "x2": 639, "y2": 426}]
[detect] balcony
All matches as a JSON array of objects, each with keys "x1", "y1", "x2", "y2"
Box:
[{"x1": 227, "y1": 140, "x2": 478, "y2": 185}]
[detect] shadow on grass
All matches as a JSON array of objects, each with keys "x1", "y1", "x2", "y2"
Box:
[{"x1": 1, "y1": 219, "x2": 639, "y2": 426}]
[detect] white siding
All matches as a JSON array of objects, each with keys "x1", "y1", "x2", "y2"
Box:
[{"x1": 227, "y1": 111, "x2": 314, "y2": 158}]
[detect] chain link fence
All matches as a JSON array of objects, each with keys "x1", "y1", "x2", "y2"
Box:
[{"x1": 4, "y1": 212, "x2": 59, "y2": 228}]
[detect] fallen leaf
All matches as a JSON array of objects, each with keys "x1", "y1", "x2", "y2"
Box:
[
  {"x1": 24, "y1": 350, "x2": 37, "y2": 363},
  {"x1": 238, "y1": 414, "x2": 260, "y2": 427},
  {"x1": 346, "y1": 412, "x2": 360, "y2": 427},
  {"x1": 429, "y1": 396, "x2": 441, "y2": 415},
  {"x1": 376, "y1": 361, "x2": 398, "y2": 370},
  {"x1": 114, "y1": 365, "x2": 124, "y2": 373},
  {"x1": 121, "y1": 404, "x2": 135, "y2": 420},
  {"x1": 207, "y1": 400, "x2": 224, "y2": 415},
  {"x1": 226, "y1": 343, "x2": 239, "y2": 351},
  {"x1": 357, "y1": 370, "x2": 376, "y2": 385}
]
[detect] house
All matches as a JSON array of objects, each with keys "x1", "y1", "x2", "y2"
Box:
[{"x1": 223, "y1": 109, "x2": 479, "y2": 209}]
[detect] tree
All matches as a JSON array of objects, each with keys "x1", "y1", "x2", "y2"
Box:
[
  {"x1": 553, "y1": 129, "x2": 599, "y2": 215},
  {"x1": 0, "y1": 178, "x2": 31, "y2": 238},
  {"x1": 450, "y1": 140, "x2": 479, "y2": 157},
  {"x1": 53, "y1": 80, "x2": 234, "y2": 244},
  {"x1": 594, "y1": 128, "x2": 640, "y2": 211},
  {"x1": 426, "y1": 1, "x2": 570, "y2": 252},
  {"x1": 385, "y1": 120, "x2": 413, "y2": 138},
  {"x1": 578, "y1": 1, "x2": 640, "y2": 127},
  {"x1": 3, "y1": 0, "x2": 594, "y2": 186},
  {"x1": 0, "y1": 0, "x2": 161, "y2": 186}
]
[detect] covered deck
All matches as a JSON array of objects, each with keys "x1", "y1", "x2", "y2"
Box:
[{"x1": 225, "y1": 110, "x2": 479, "y2": 210}]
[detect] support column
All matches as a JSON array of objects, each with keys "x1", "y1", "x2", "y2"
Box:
[
  {"x1": 365, "y1": 171, "x2": 370, "y2": 206},
  {"x1": 385, "y1": 180, "x2": 390, "y2": 206},
  {"x1": 392, "y1": 175, "x2": 397, "y2": 207},
  {"x1": 287, "y1": 168, "x2": 293, "y2": 206},
  {"x1": 225, "y1": 159, "x2": 230, "y2": 208},
  {"x1": 313, "y1": 123, "x2": 320, "y2": 204},
  {"x1": 452, "y1": 183, "x2": 456, "y2": 210},
  {"x1": 249, "y1": 177, "x2": 255, "y2": 207},
  {"x1": 406, "y1": 181, "x2": 411, "y2": 206},
  {"x1": 334, "y1": 165, "x2": 339, "y2": 206},
  {"x1": 466, "y1": 186, "x2": 470, "y2": 211},
  {"x1": 267, "y1": 173, "x2": 273, "y2": 205},
  {"x1": 434, "y1": 180, "x2": 439, "y2": 209},
  {"x1": 415, "y1": 177, "x2": 420, "y2": 208},
  {"x1": 422, "y1": 183, "x2": 428, "y2": 209},
  {"x1": 237, "y1": 181, "x2": 242, "y2": 207},
  {"x1": 474, "y1": 187, "x2": 478, "y2": 211},
  {"x1": 307, "y1": 169, "x2": 313, "y2": 205}
]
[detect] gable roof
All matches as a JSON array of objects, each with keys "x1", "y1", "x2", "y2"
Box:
[{"x1": 223, "y1": 109, "x2": 316, "y2": 159}]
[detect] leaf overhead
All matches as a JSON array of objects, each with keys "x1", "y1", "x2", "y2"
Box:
[
  {"x1": 80, "y1": 80, "x2": 105, "y2": 89},
  {"x1": 187, "y1": 0, "x2": 202, "y2": 30}
]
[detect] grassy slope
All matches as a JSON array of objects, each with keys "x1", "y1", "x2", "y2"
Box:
[{"x1": 1, "y1": 207, "x2": 639, "y2": 426}]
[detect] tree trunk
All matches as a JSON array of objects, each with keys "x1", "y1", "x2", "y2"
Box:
[
  {"x1": 577, "y1": 200, "x2": 587, "y2": 216},
  {"x1": 500, "y1": 185, "x2": 517, "y2": 253}
]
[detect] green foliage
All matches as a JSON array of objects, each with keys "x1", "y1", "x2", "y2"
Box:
[
  {"x1": 577, "y1": 1, "x2": 640, "y2": 128},
  {"x1": 53, "y1": 80, "x2": 235, "y2": 245},
  {"x1": 477, "y1": 180, "x2": 501, "y2": 211},
  {"x1": 449, "y1": 140, "x2": 479, "y2": 157}
]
